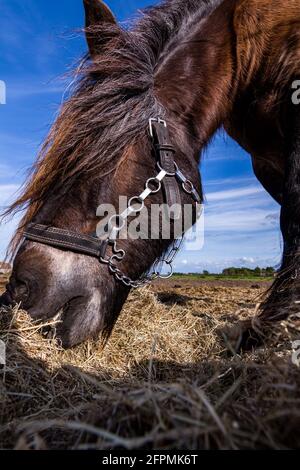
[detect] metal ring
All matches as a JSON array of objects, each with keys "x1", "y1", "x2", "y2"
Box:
[
  {"x1": 157, "y1": 161, "x2": 178, "y2": 177},
  {"x1": 155, "y1": 260, "x2": 173, "y2": 279},
  {"x1": 108, "y1": 215, "x2": 125, "y2": 232},
  {"x1": 128, "y1": 196, "x2": 145, "y2": 213},
  {"x1": 146, "y1": 177, "x2": 162, "y2": 194},
  {"x1": 182, "y1": 180, "x2": 194, "y2": 194}
]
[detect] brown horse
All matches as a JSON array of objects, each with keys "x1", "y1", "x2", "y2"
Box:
[{"x1": 1, "y1": 0, "x2": 300, "y2": 348}]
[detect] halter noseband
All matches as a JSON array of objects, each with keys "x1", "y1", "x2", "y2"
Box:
[{"x1": 23, "y1": 118, "x2": 201, "y2": 288}]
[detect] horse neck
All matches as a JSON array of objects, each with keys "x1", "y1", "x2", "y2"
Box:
[{"x1": 154, "y1": 0, "x2": 237, "y2": 155}]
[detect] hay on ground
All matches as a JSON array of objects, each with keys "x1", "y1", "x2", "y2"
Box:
[{"x1": 0, "y1": 281, "x2": 300, "y2": 450}]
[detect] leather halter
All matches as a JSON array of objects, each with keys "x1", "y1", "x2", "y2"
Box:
[
  {"x1": 23, "y1": 118, "x2": 201, "y2": 286},
  {"x1": 24, "y1": 223, "x2": 106, "y2": 259},
  {"x1": 149, "y1": 119, "x2": 182, "y2": 219}
]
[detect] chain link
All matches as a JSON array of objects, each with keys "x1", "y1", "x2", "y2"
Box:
[
  {"x1": 99, "y1": 118, "x2": 200, "y2": 289},
  {"x1": 100, "y1": 172, "x2": 191, "y2": 288},
  {"x1": 102, "y1": 237, "x2": 184, "y2": 289}
]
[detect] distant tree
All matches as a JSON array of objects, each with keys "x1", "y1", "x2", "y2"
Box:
[
  {"x1": 240, "y1": 267, "x2": 249, "y2": 276},
  {"x1": 203, "y1": 270, "x2": 209, "y2": 276},
  {"x1": 265, "y1": 267, "x2": 275, "y2": 276},
  {"x1": 223, "y1": 267, "x2": 237, "y2": 276}
]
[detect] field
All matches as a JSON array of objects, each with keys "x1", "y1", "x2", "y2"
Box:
[
  {"x1": 1, "y1": 275, "x2": 300, "y2": 450},
  {"x1": 172, "y1": 273, "x2": 274, "y2": 282}
]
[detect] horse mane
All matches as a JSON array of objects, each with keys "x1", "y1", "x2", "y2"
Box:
[{"x1": 5, "y1": 0, "x2": 220, "y2": 252}]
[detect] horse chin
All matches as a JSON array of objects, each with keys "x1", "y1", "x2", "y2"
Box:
[{"x1": 1, "y1": 242, "x2": 127, "y2": 349}]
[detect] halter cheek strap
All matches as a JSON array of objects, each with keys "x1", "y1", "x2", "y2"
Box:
[{"x1": 150, "y1": 119, "x2": 182, "y2": 220}]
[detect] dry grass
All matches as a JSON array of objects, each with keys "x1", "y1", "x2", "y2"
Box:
[{"x1": 1, "y1": 280, "x2": 300, "y2": 450}]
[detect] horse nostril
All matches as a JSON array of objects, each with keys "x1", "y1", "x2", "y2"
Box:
[
  {"x1": 17, "y1": 282, "x2": 28, "y2": 297},
  {"x1": 12, "y1": 280, "x2": 30, "y2": 303}
]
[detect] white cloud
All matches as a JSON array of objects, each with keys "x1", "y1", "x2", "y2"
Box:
[
  {"x1": 239, "y1": 257, "x2": 255, "y2": 264},
  {"x1": 204, "y1": 176, "x2": 257, "y2": 187},
  {"x1": 172, "y1": 178, "x2": 282, "y2": 272},
  {"x1": 200, "y1": 183, "x2": 280, "y2": 234},
  {"x1": 206, "y1": 186, "x2": 264, "y2": 202},
  {"x1": 204, "y1": 209, "x2": 279, "y2": 232}
]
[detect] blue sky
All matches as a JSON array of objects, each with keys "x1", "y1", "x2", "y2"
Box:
[{"x1": 0, "y1": 0, "x2": 282, "y2": 272}]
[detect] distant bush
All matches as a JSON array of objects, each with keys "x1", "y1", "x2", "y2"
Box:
[
  {"x1": 173, "y1": 267, "x2": 276, "y2": 278},
  {"x1": 222, "y1": 267, "x2": 275, "y2": 277}
]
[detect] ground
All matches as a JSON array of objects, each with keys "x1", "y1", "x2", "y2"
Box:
[{"x1": 0, "y1": 275, "x2": 300, "y2": 450}]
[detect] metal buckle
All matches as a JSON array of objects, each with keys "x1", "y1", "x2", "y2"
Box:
[{"x1": 149, "y1": 117, "x2": 167, "y2": 138}]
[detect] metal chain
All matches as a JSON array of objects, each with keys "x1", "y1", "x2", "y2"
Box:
[
  {"x1": 99, "y1": 118, "x2": 200, "y2": 289},
  {"x1": 99, "y1": 172, "x2": 195, "y2": 288},
  {"x1": 102, "y1": 233, "x2": 184, "y2": 289}
]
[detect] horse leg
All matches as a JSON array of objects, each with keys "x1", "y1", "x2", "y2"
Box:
[{"x1": 236, "y1": 103, "x2": 300, "y2": 350}]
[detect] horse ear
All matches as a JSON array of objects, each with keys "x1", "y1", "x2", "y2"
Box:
[{"x1": 83, "y1": 0, "x2": 118, "y2": 58}]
